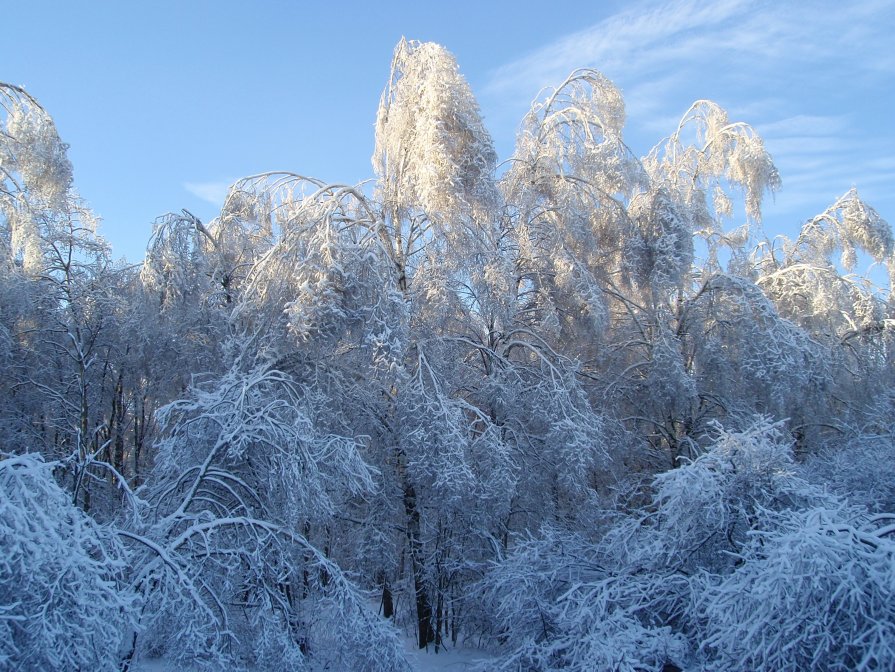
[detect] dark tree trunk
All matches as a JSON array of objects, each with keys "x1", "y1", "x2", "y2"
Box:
[
  {"x1": 381, "y1": 581, "x2": 394, "y2": 619},
  {"x1": 403, "y1": 481, "x2": 435, "y2": 648}
]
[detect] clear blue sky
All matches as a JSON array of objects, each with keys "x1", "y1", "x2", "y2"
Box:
[{"x1": 5, "y1": 0, "x2": 894, "y2": 263}]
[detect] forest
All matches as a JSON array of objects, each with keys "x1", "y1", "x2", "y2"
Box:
[{"x1": 2, "y1": 39, "x2": 894, "y2": 671}]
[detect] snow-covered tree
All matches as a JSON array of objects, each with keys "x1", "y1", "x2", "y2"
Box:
[
  {"x1": 1, "y1": 82, "x2": 149, "y2": 510},
  {"x1": 374, "y1": 37, "x2": 499, "y2": 271},
  {"x1": 755, "y1": 190, "x2": 895, "y2": 440},
  {"x1": 121, "y1": 363, "x2": 409, "y2": 670},
  {"x1": 0, "y1": 454, "x2": 137, "y2": 669},
  {"x1": 644, "y1": 99, "x2": 780, "y2": 266},
  {"x1": 0, "y1": 82, "x2": 73, "y2": 273},
  {"x1": 3, "y1": 38, "x2": 895, "y2": 672},
  {"x1": 698, "y1": 506, "x2": 895, "y2": 671},
  {"x1": 500, "y1": 69, "x2": 644, "y2": 353},
  {"x1": 480, "y1": 418, "x2": 839, "y2": 671}
]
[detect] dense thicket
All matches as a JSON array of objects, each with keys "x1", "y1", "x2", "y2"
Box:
[{"x1": 2, "y1": 40, "x2": 894, "y2": 670}]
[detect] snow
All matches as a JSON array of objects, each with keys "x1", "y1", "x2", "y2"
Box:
[
  {"x1": 132, "y1": 642, "x2": 495, "y2": 672},
  {"x1": 4, "y1": 36, "x2": 895, "y2": 672},
  {"x1": 403, "y1": 645, "x2": 494, "y2": 671}
]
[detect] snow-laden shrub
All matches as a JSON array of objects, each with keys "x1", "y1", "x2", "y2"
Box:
[
  {"x1": 803, "y1": 434, "x2": 895, "y2": 513},
  {"x1": 122, "y1": 364, "x2": 410, "y2": 671},
  {"x1": 606, "y1": 417, "x2": 824, "y2": 577},
  {"x1": 479, "y1": 530, "x2": 689, "y2": 672},
  {"x1": 698, "y1": 506, "x2": 895, "y2": 671},
  {"x1": 518, "y1": 576, "x2": 689, "y2": 672},
  {"x1": 481, "y1": 418, "x2": 832, "y2": 670},
  {"x1": 0, "y1": 454, "x2": 137, "y2": 670}
]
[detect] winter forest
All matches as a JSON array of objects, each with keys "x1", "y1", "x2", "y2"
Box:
[{"x1": 2, "y1": 38, "x2": 895, "y2": 671}]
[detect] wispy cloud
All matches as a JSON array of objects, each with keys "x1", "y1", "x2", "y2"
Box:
[
  {"x1": 485, "y1": 0, "x2": 747, "y2": 100},
  {"x1": 183, "y1": 180, "x2": 234, "y2": 206},
  {"x1": 757, "y1": 116, "x2": 850, "y2": 138},
  {"x1": 479, "y1": 0, "x2": 895, "y2": 229},
  {"x1": 758, "y1": 112, "x2": 893, "y2": 218},
  {"x1": 483, "y1": 0, "x2": 893, "y2": 135}
]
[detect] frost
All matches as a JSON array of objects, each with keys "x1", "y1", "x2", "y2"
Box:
[
  {"x1": 699, "y1": 507, "x2": 895, "y2": 671},
  {"x1": 1, "y1": 40, "x2": 894, "y2": 672},
  {"x1": 1, "y1": 84, "x2": 75, "y2": 273},
  {"x1": 644, "y1": 99, "x2": 780, "y2": 247},
  {"x1": 0, "y1": 454, "x2": 137, "y2": 670},
  {"x1": 374, "y1": 39, "x2": 498, "y2": 229}
]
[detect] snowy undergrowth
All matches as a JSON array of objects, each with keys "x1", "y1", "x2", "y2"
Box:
[
  {"x1": 0, "y1": 454, "x2": 137, "y2": 670},
  {"x1": 480, "y1": 418, "x2": 895, "y2": 671}
]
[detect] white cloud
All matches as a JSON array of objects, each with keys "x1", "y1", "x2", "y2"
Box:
[
  {"x1": 183, "y1": 179, "x2": 233, "y2": 206},
  {"x1": 479, "y1": 0, "x2": 895, "y2": 230},
  {"x1": 758, "y1": 115, "x2": 849, "y2": 139},
  {"x1": 866, "y1": 157, "x2": 895, "y2": 171},
  {"x1": 482, "y1": 0, "x2": 893, "y2": 128},
  {"x1": 484, "y1": 0, "x2": 748, "y2": 102},
  {"x1": 766, "y1": 137, "x2": 853, "y2": 160}
]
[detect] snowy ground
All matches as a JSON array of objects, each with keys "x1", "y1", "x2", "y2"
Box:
[
  {"x1": 402, "y1": 639, "x2": 494, "y2": 671},
  {"x1": 133, "y1": 639, "x2": 495, "y2": 671}
]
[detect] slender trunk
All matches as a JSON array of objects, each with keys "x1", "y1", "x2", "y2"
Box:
[
  {"x1": 388, "y1": 219, "x2": 435, "y2": 648},
  {"x1": 132, "y1": 393, "x2": 149, "y2": 486},
  {"x1": 435, "y1": 587, "x2": 443, "y2": 653},
  {"x1": 403, "y1": 481, "x2": 434, "y2": 648},
  {"x1": 451, "y1": 585, "x2": 459, "y2": 645},
  {"x1": 381, "y1": 580, "x2": 394, "y2": 619},
  {"x1": 109, "y1": 369, "x2": 126, "y2": 479}
]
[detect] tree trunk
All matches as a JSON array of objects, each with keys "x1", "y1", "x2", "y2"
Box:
[
  {"x1": 403, "y1": 481, "x2": 435, "y2": 648},
  {"x1": 381, "y1": 580, "x2": 394, "y2": 619}
]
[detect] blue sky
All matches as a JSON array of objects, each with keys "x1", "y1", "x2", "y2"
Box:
[{"x1": 5, "y1": 0, "x2": 894, "y2": 262}]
